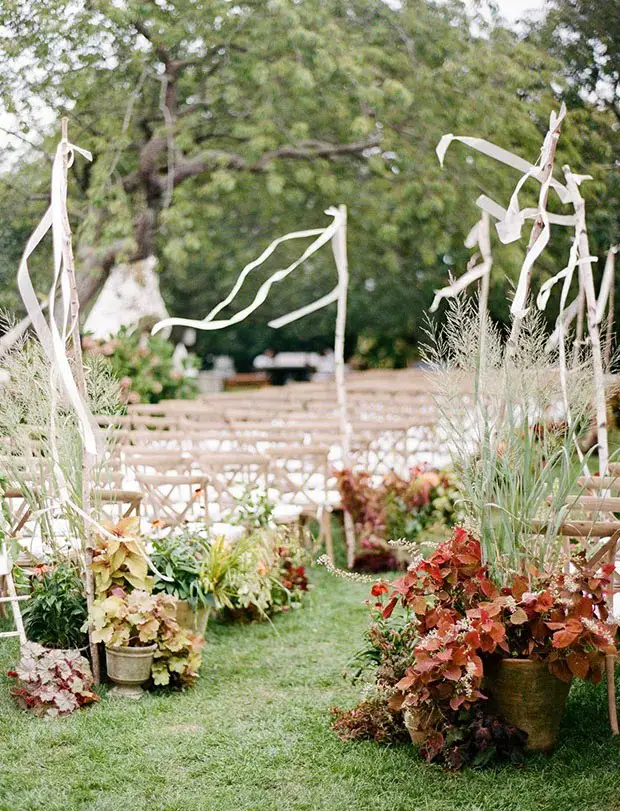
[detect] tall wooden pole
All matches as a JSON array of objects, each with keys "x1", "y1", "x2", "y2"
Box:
[
  {"x1": 507, "y1": 114, "x2": 564, "y2": 356},
  {"x1": 331, "y1": 205, "x2": 356, "y2": 567},
  {"x1": 603, "y1": 248, "x2": 616, "y2": 370},
  {"x1": 60, "y1": 118, "x2": 100, "y2": 683}
]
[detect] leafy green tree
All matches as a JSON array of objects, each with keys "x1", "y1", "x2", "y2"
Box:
[{"x1": 0, "y1": 0, "x2": 617, "y2": 367}]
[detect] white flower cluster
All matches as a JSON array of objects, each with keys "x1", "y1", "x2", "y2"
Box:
[
  {"x1": 504, "y1": 596, "x2": 517, "y2": 612},
  {"x1": 582, "y1": 617, "x2": 615, "y2": 646},
  {"x1": 316, "y1": 555, "x2": 376, "y2": 583}
]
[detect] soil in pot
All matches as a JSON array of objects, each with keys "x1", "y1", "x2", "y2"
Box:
[
  {"x1": 175, "y1": 600, "x2": 208, "y2": 636},
  {"x1": 105, "y1": 644, "x2": 157, "y2": 699},
  {"x1": 485, "y1": 657, "x2": 572, "y2": 752}
]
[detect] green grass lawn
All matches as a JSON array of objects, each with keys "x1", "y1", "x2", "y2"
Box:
[{"x1": 1, "y1": 569, "x2": 620, "y2": 811}]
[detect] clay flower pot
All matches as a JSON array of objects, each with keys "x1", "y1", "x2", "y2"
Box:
[
  {"x1": 175, "y1": 600, "x2": 209, "y2": 636},
  {"x1": 105, "y1": 644, "x2": 157, "y2": 698},
  {"x1": 485, "y1": 658, "x2": 572, "y2": 752}
]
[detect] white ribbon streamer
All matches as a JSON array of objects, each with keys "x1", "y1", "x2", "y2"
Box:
[
  {"x1": 430, "y1": 214, "x2": 492, "y2": 312},
  {"x1": 437, "y1": 106, "x2": 568, "y2": 319},
  {"x1": 269, "y1": 286, "x2": 339, "y2": 329},
  {"x1": 17, "y1": 138, "x2": 100, "y2": 458},
  {"x1": 152, "y1": 208, "x2": 344, "y2": 335}
]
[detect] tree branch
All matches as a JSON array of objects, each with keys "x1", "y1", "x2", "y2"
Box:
[
  {"x1": 250, "y1": 136, "x2": 381, "y2": 170},
  {"x1": 132, "y1": 18, "x2": 171, "y2": 67},
  {"x1": 170, "y1": 135, "x2": 381, "y2": 185}
]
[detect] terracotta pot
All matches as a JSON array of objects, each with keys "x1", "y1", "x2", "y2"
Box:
[
  {"x1": 485, "y1": 658, "x2": 572, "y2": 752},
  {"x1": 175, "y1": 600, "x2": 209, "y2": 636},
  {"x1": 105, "y1": 644, "x2": 157, "y2": 698}
]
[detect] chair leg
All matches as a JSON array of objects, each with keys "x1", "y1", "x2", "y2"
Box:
[
  {"x1": 344, "y1": 509, "x2": 356, "y2": 569},
  {"x1": 606, "y1": 655, "x2": 619, "y2": 735},
  {"x1": 607, "y1": 537, "x2": 619, "y2": 735},
  {"x1": 323, "y1": 508, "x2": 334, "y2": 563}
]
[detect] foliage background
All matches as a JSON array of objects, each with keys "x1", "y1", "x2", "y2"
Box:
[{"x1": 0, "y1": 0, "x2": 617, "y2": 369}]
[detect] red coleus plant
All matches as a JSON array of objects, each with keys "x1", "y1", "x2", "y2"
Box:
[{"x1": 370, "y1": 527, "x2": 617, "y2": 758}]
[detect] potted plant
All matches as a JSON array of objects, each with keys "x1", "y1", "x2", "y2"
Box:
[
  {"x1": 90, "y1": 589, "x2": 160, "y2": 697},
  {"x1": 22, "y1": 561, "x2": 88, "y2": 651},
  {"x1": 331, "y1": 301, "x2": 617, "y2": 766},
  {"x1": 151, "y1": 525, "x2": 214, "y2": 635},
  {"x1": 89, "y1": 520, "x2": 203, "y2": 693},
  {"x1": 336, "y1": 467, "x2": 458, "y2": 572}
]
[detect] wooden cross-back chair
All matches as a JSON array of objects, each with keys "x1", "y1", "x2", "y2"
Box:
[
  {"x1": 0, "y1": 487, "x2": 143, "y2": 628},
  {"x1": 119, "y1": 429, "x2": 189, "y2": 452},
  {"x1": 534, "y1": 481, "x2": 620, "y2": 736},
  {"x1": 194, "y1": 452, "x2": 270, "y2": 522},
  {"x1": 0, "y1": 542, "x2": 27, "y2": 644},
  {"x1": 123, "y1": 448, "x2": 193, "y2": 476},
  {"x1": 134, "y1": 473, "x2": 209, "y2": 528},
  {"x1": 264, "y1": 444, "x2": 336, "y2": 559},
  {"x1": 350, "y1": 421, "x2": 410, "y2": 477},
  {"x1": 2, "y1": 486, "x2": 144, "y2": 536}
]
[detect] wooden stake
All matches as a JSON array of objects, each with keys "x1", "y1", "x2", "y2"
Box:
[
  {"x1": 331, "y1": 205, "x2": 356, "y2": 567},
  {"x1": 604, "y1": 248, "x2": 616, "y2": 370},
  {"x1": 507, "y1": 113, "x2": 564, "y2": 356},
  {"x1": 60, "y1": 118, "x2": 100, "y2": 683}
]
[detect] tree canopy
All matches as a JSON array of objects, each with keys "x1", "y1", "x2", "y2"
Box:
[{"x1": 0, "y1": 0, "x2": 618, "y2": 368}]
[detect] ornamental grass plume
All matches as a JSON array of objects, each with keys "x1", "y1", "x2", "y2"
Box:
[
  {"x1": 0, "y1": 326, "x2": 122, "y2": 555},
  {"x1": 423, "y1": 297, "x2": 597, "y2": 584}
]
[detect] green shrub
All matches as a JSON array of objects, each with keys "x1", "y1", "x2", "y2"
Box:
[
  {"x1": 82, "y1": 326, "x2": 199, "y2": 404},
  {"x1": 22, "y1": 562, "x2": 88, "y2": 650}
]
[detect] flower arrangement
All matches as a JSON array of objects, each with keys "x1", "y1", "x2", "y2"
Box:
[
  {"x1": 202, "y1": 527, "x2": 310, "y2": 619},
  {"x1": 333, "y1": 528, "x2": 617, "y2": 768},
  {"x1": 8, "y1": 643, "x2": 99, "y2": 718},
  {"x1": 82, "y1": 325, "x2": 199, "y2": 404},
  {"x1": 336, "y1": 466, "x2": 459, "y2": 571}
]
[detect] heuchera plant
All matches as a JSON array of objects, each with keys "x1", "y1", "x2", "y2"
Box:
[
  {"x1": 8, "y1": 643, "x2": 99, "y2": 718},
  {"x1": 90, "y1": 519, "x2": 203, "y2": 688},
  {"x1": 336, "y1": 466, "x2": 458, "y2": 571},
  {"x1": 91, "y1": 518, "x2": 153, "y2": 598},
  {"x1": 90, "y1": 587, "x2": 203, "y2": 687}
]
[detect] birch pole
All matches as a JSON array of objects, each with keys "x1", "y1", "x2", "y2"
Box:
[
  {"x1": 330, "y1": 205, "x2": 355, "y2": 567},
  {"x1": 600, "y1": 247, "x2": 617, "y2": 369},
  {"x1": 574, "y1": 285, "x2": 586, "y2": 364},
  {"x1": 563, "y1": 167, "x2": 609, "y2": 478},
  {"x1": 60, "y1": 118, "x2": 100, "y2": 683},
  {"x1": 506, "y1": 113, "x2": 564, "y2": 356}
]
